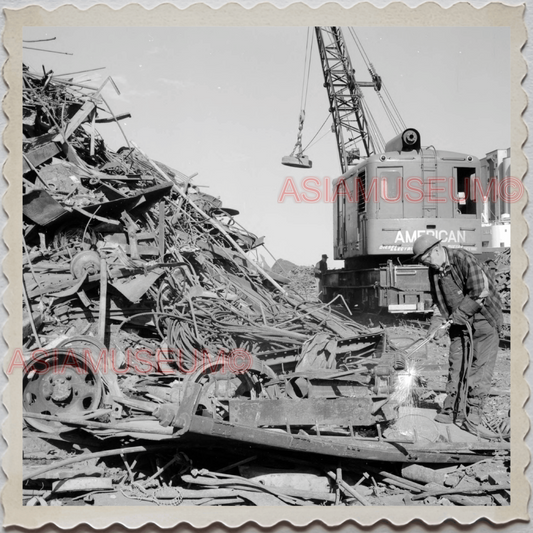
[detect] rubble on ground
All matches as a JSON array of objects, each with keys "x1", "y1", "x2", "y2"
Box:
[
  {"x1": 486, "y1": 248, "x2": 511, "y2": 341},
  {"x1": 20, "y1": 63, "x2": 510, "y2": 507},
  {"x1": 285, "y1": 265, "x2": 320, "y2": 302}
]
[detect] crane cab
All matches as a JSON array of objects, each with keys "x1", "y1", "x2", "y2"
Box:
[
  {"x1": 332, "y1": 147, "x2": 482, "y2": 263},
  {"x1": 324, "y1": 139, "x2": 485, "y2": 313}
]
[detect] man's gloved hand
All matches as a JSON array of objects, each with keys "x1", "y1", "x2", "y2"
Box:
[
  {"x1": 450, "y1": 307, "x2": 471, "y2": 326},
  {"x1": 457, "y1": 296, "x2": 482, "y2": 316},
  {"x1": 429, "y1": 317, "x2": 448, "y2": 340}
]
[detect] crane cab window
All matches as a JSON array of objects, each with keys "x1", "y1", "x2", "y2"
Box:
[
  {"x1": 379, "y1": 168, "x2": 403, "y2": 218},
  {"x1": 455, "y1": 167, "x2": 477, "y2": 216}
]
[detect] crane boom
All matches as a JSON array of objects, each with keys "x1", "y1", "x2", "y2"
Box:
[{"x1": 315, "y1": 27, "x2": 381, "y2": 174}]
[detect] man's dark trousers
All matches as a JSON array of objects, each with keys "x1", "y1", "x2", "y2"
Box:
[{"x1": 442, "y1": 314, "x2": 499, "y2": 418}]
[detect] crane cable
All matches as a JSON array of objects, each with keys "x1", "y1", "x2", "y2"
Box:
[
  {"x1": 348, "y1": 28, "x2": 372, "y2": 68},
  {"x1": 360, "y1": 99, "x2": 385, "y2": 152},
  {"x1": 296, "y1": 30, "x2": 337, "y2": 156},
  {"x1": 303, "y1": 125, "x2": 334, "y2": 153},
  {"x1": 302, "y1": 113, "x2": 331, "y2": 152},
  {"x1": 347, "y1": 27, "x2": 407, "y2": 136},
  {"x1": 347, "y1": 27, "x2": 383, "y2": 152},
  {"x1": 289, "y1": 28, "x2": 315, "y2": 158},
  {"x1": 382, "y1": 83, "x2": 407, "y2": 130},
  {"x1": 300, "y1": 28, "x2": 314, "y2": 113},
  {"x1": 376, "y1": 91, "x2": 404, "y2": 134}
]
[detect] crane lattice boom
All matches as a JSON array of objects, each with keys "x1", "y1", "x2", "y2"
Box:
[{"x1": 315, "y1": 27, "x2": 381, "y2": 174}]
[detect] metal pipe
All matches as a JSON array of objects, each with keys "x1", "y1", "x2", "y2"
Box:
[{"x1": 22, "y1": 443, "x2": 176, "y2": 482}]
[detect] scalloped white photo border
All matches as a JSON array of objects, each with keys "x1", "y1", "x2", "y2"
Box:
[{"x1": 1, "y1": 2, "x2": 528, "y2": 529}]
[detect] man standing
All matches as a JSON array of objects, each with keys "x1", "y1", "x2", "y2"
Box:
[
  {"x1": 314, "y1": 254, "x2": 328, "y2": 302},
  {"x1": 412, "y1": 235, "x2": 502, "y2": 435}
]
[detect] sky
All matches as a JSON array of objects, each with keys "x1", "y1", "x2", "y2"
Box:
[{"x1": 22, "y1": 26, "x2": 510, "y2": 267}]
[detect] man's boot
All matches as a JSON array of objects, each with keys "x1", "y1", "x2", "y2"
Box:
[
  {"x1": 454, "y1": 409, "x2": 466, "y2": 425},
  {"x1": 463, "y1": 400, "x2": 483, "y2": 434},
  {"x1": 434, "y1": 409, "x2": 454, "y2": 424},
  {"x1": 435, "y1": 394, "x2": 457, "y2": 424}
]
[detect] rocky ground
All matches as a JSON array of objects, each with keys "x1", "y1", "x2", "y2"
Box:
[{"x1": 285, "y1": 265, "x2": 321, "y2": 302}]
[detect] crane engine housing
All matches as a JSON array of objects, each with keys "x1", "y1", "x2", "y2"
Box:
[{"x1": 323, "y1": 132, "x2": 486, "y2": 313}]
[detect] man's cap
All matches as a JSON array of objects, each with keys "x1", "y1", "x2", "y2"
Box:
[
  {"x1": 322, "y1": 254, "x2": 328, "y2": 259},
  {"x1": 412, "y1": 235, "x2": 441, "y2": 261}
]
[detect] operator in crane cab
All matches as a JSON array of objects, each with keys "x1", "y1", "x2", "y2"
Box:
[
  {"x1": 412, "y1": 235, "x2": 503, "y2": 437},
  {"x1": 314, "y1": 254, "x2": 328, "y2": 302}
]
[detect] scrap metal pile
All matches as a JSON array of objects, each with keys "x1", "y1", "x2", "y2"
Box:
[
  {"x1": 487, "y1": 248, "x2": 511, "y2": 342},
  {"x1": 23, "y1": 437, "x2": 510, "y2": 507},
  {"x1": 21, "y1": 64, "x2": 510, "y2": 506}
]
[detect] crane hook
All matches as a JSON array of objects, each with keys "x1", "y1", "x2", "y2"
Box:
[{"x1": 281, "y1": 111, "x2": 313, "y2": 169}]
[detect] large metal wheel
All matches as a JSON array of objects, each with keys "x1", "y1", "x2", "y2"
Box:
[
  {"x1": 70, "y1": 250, "x2": 101, "y2": 279},
  {"x1": 57, "y1": 335, "x2": 107, "y2": 354},
  {"x1": 23, "y1": 349, "x2": 103, "y2": 433},
  {"x1": 184, "y1": 354, "x2": 279, "y2": 421},
  {"x1": 56, "y1": 336, "x2": 122, "y2": 397}
]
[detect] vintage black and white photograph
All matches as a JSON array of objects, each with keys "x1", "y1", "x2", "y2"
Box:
[{"x1": 2, "y1": 2, "x2": 528, "y2": 528}]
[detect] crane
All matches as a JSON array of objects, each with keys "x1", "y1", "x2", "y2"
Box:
[
  {"x1": 283, "y1": 27, "x2": 404, "y2": 174},
  {"x1": 283, "y1": 28, "x2": 502, "y2": 315},
  {"x1": 314, "y1": 27, "x2": 382, "y2": 174}
]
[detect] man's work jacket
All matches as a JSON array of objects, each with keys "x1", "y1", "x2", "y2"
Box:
[
  {"x1": 314, "y1": 260, "x2": 327, "y2": 279},
  {"x1": 429, "y1": 247, "x2": 502, "y2": 330}
]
